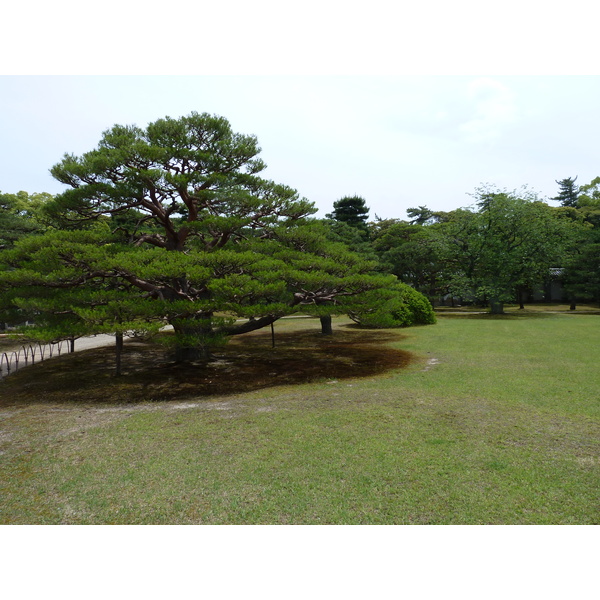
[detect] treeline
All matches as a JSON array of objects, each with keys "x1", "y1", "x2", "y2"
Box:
[{"x1": 324, "y1": 178, "x2": 600, "y2": 313}]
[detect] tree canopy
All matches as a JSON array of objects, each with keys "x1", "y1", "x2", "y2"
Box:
[
  {"x1": 0, "y1": 191, "x2": 50, "y2": 249},
  {"x1": 553, "y1": 177, "x2": 580, "y2": 207},
  {"x1": 367, "y1": 186, "x2": 586, "y2": 313},
  {"x1": 1, "y1": 113, "x2": 396, "y2": 361},
  {"x1": 327, "y1": 196, "x2": 370, "y2": 231},
  {"x1": 441, "y1": 187, "x2": 578, "y2": 312}
]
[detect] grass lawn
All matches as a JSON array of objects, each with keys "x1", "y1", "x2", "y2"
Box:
[{"x1": 0, "y1": 310, "x2": 598, "y2": 524}]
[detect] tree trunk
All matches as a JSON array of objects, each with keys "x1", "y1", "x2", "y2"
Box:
[
  {"x1": 115, "y1": 331, "x2": 124, "y2": 376},
  {"x1": 490, "y1": 299, "x2": 504, "y2": 314},
  {"x1": 175, "y1": 345, "x2": 211, "y2": 362},
  {"x1": 320, "y1": 315, "x2": 333, "y2": 335},
  {"x1": 172, "y1": 315, "x2": 214, "y2": 362}
]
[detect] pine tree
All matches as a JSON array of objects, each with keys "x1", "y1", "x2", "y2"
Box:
[
  {"x1": 1, "y1": 114, "x2": 394, "y2": 360},
  {"x1": 553, "y1": 177, "x2": 580, "y2": 207},
  {"x1": 327, "y1": 196, "x2": 370, "y2": 231}
]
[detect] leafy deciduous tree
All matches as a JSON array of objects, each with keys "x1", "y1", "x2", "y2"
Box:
[{"x1": 441, "y1": 187, "x2": 577, "y2": 313}]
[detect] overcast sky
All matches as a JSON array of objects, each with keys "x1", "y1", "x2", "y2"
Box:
[
  {"x1": 2, "y1": 2, "x2": 599, "y2": 222},
  {"x1": 2, "y1": 75, "x2": 599, "y2": 220}
]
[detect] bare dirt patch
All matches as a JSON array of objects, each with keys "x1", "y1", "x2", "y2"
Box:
[{"x1": 0, "y1": 326, "x2": 413, "y2": 406}]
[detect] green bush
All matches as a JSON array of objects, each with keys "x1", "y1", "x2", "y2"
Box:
[{"x1": 348, "y1": 282, "x2": 436, "y2": 328}]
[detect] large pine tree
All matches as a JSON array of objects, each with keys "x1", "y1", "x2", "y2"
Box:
[{"x1": 1, "y1": 113, "x2": 393, "y2": 360}]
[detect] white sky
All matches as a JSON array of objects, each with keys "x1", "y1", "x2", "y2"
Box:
[{"x1": 1, "y1": 3, "x2": 599, "y2": 224}]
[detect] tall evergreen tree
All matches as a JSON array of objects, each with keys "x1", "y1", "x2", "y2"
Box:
[
  {"x1": 406, "y1": 206, "x2": 434, "y2": 225},
  {"x1": 553, "y1": 177, "x2": 580, "y2": 207},
  {"x1": 327, "y1": 196, "x2": 370, "y2": 231}
]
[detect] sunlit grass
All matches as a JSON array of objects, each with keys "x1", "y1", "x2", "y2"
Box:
[{"x1": 0, "y1": 312, "x2": 598, "y2": 524}]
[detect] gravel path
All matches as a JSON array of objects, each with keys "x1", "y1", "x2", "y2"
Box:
[
  {"x1": 0, "y1": 334, "x2": 119, "y2": 378},
  {"x1": 69, "y1": 334, "x2": 119, "y2": 352},
  {"x1": 0, "y1": 333, "x2": 117, "y2": 355}
]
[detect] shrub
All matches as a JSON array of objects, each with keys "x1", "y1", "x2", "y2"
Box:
[{"x1": 348, "y1": 282, "x2": 436, "y2": 328}]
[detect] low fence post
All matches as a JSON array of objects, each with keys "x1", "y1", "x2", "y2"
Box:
[
  {"x1": 0, "y1": 352, "x2": 10, "y2": 377},
  {"x1": 0, "y1": 339, "x2": 71, "y2": 380}
]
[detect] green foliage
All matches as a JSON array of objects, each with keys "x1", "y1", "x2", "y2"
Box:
[
  {"x1": 322, "y1": 218, "x2": 377, "y2": 258},
  {"x1": 562, "y1": 227, "x2": 600, "y2": 304},
  {"x1": 47, "y1": 112, "x2": 315, "y2": 248},
  {"x1": 0, "y1": 210, "x2": 391, "y2": 356},
  {"x1": 406, "y1": 205, "x2": 435, "y2": 225},
  {"x1": 440, "y1": 187, "x2": 581, "y2": 308},
  {"x1": 348, "y1": 282, "x2": 436, "y2": 328},
  {"x1": 369, "y1": 188, "x2": 589, "y2": 312},
  {"x1": 7, "y1": 111, "x2": 598, "y2": 351},
  {"x1": 574, "y1": 177, "x2": 600, "y2": 229},
  {"x1": 326, "y1": 195, "x2": 370, "y2": 231},
  {"x1": 0, "y1": 114, "x2": 397, "y2": 357},
  {"x1": 370, "y1": 219, "x2": 448, "y2": 301},
  {"x1": 553, "y1": 176, "x2": 580, "y2": 207},
  {"x1": 0, "y1": 191, "x2": 50, "y2": 249},
  {"x1": 578, "y1": 176, "x2": 600, "y2": 205}
]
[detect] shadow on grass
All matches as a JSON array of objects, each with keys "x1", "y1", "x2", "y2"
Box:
[{"x1": 0, "y1": 326, "x2": 414, "y2": 406}]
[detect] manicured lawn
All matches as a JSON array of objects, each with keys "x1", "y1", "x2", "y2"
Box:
[{"x1": 0, "y1": 312, "x2": 598, "y2": 524}]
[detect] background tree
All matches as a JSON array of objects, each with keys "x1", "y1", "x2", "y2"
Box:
[
  {"x1": 553, "y1": 177, "x2": 580, "y2": 207},
  {"x1": 561, "y1": 229, "x2": 600, "y2": 308},
  {"x1": 0, "y1": 191, "x2": 53, "y2": 329},
  {"x1": 322, "y1": 217, "x2": 378, "y2": 262},
  {"x1": 440, "y1": 187, "x2": 576, "y2": 313},
  {"x1": 326, "y1": 196, "x2": 370, "y2": 232},
  {"x1": 558, "y1": 177, "x2": 600, "y2": 307},
  {"x1": 0, "y1": 191, "x2": 49, "y2": 249},
  {"x1": 370, "y1": 218, "x2": 448, "y2": 304},
  {"x1": 406, "y1": 205, "x2": 435, "y2": 225},
  {"x1": 575, "y1": 176, "x2": 600, "y2": 228}
]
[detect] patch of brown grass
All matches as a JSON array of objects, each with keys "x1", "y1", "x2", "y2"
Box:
[{"x1": 0, "y1": 325, "x2": 413, "y2": 406}]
